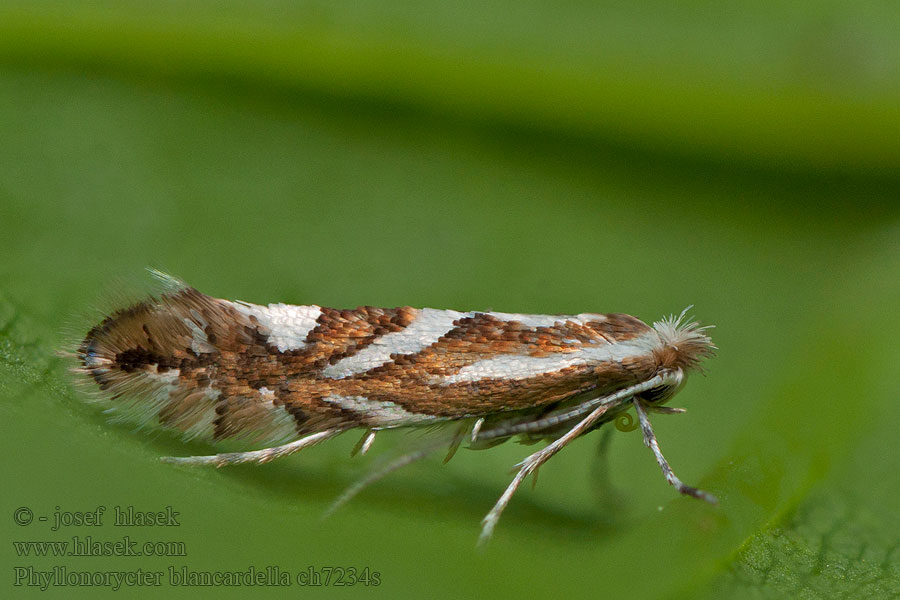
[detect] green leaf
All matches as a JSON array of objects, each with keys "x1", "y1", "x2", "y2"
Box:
[{"x1": 700, "y1": 242, "x2": 900, "y2": 599}]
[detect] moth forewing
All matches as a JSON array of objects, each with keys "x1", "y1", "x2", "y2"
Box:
[{"x1": 74, "y1": 272, "x2": 716, "y2": 543}]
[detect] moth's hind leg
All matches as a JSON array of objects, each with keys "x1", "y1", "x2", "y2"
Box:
[{"x1": 161, "y1": 429, "x2": 344, "y2": 467}]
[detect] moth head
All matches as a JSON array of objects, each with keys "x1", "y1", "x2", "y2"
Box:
[{"x1": 651, "y1": 307, "x2": 716, "y2": 373}]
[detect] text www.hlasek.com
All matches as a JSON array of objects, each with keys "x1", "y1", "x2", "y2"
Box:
[{"x1": 14, "y1": 536, "x2": 186, "y2": 557}]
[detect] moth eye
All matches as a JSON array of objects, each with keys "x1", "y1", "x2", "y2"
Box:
[{"x1": 642, "y1": 385, "x2": 673, "y2": 403}]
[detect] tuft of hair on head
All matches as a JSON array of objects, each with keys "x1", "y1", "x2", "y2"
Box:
[{"x1": 651, "y1": 306, "x2": 716, "y2": 372}]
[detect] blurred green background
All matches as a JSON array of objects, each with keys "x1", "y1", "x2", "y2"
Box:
[{"x1": 1, "y1": 2, "x2": 898, "y2": 598}]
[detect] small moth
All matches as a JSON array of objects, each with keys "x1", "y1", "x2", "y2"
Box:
[{"x1": 75, "y1": 271, "x2": 716, "y2": 543}]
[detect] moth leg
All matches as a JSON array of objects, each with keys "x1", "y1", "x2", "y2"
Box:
[
  {"x1": 478, "y1": 462, "x2": 531, "y2": 546},
  {"x1": 160, "y1": 428, "x2": 343, "y2": 467},
  {"x1": 470, "y1": 417, "x2": 485, "y2": 442},
  {"x1": 350, "y1": 429, "x2": 377, "y2": 457},
  {"x1": 443, "y1": 421, "x2": 469, "y2": 463},
  {"x1": 632, "y1": 398, "x2": 717, "y2": 504},
  {"x1": 479, "y1": 402, "x2": 615, "y2": 546},
  {"x1": 645, "y1": 405, "x2": 686, "y2": 415}
]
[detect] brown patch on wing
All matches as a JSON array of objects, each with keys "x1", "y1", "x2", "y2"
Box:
[
  {"x1": 306, "y1": 305, "x2": 418, "y2": 363},
  {"x1": 257, "y1": 306, "x2": 419, "y2": 375},
  {"x1": 584, "y1": 313, "x2": 652, "y2": 343},
  {"x1": 282, "y1": 393, "x2": 357, "y2": 435}
]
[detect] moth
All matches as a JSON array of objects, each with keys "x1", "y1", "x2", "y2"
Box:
[{"x1": 75, "y1": 271, "x2": 716, "y2": 543}]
